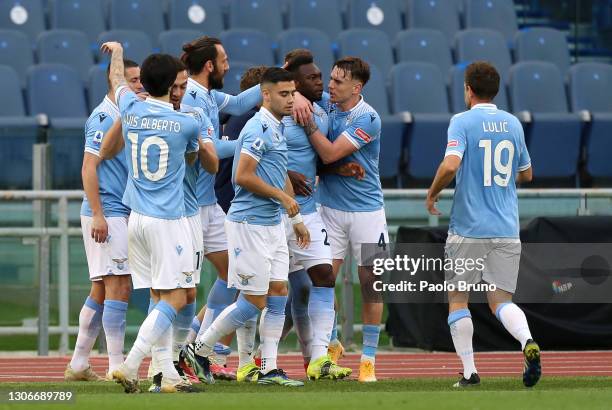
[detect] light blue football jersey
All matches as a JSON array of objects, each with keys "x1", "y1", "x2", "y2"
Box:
[
  {"x1": 317, "y1": 96, "x2": 384, "y2": 212},
  {"x1": 185, "y1": 78, "x2": 261, "y2": 206},
  {"x1": 227, "y1": 107, "x2": 288, "y2": 226},
  {"x1": 116, "y1": 86, "x2": 200, "y2": 219},
  {"x1": 81, "y1": 95, "x2": 130, "y2": 217},
  {"x1": 446, "y1": 103, "x2": 531, "y2": 238},
  {"x1": 179, "y1": 104, "x2": 215, "y2": 217},
  {"x1": 282, "y1": 104, "x2": 328, "y2": 215}
]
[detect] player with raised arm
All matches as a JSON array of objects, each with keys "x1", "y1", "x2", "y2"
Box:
[
  {"x1": 64, "y1": 60, "x2": 143, "y2": 382},
  {"x1": 426, "y1": 61, "x2": 541, "y2": 388},
  {"x1": 303, "y1": 57, "x2": 388, "y2": 382},
  {"x1": 193, "y1": 68, "x2": 308, "y2": 387},
  {"x1": 101, "y1": 42, "x2": 200, "y2": 394}
]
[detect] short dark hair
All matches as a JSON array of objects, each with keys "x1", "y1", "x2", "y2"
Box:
[
  {"x1": 140, "y1": 54, "x2": 178, "y2": 97},
  {"x1": 174, "y1": 56, "x2": 187, "y2": 72},
  {"x1": 240, "y1": 66, "x2": 267, "y2": 91},
  {"x1": 464, "y1": 61, "x2": 500, "y2": 100},
  {"x1": 181, "y1": 36, "x2": 221, "y2": 75},
  {"x1": 284, "y1": 48, "x2": 312, "y2": 65},
  {"x1": 333, "y1": 57, "x2": 370, "y2": 85},
  {"x1": 261, "y1": 67, "x2": 294, "y2": 85},
  {"x1": 285, "y1": 52, "x2": 314, "y2": 73},
  {"x1": 106, "y1": 59, "x2": 138, "y2": 89}
]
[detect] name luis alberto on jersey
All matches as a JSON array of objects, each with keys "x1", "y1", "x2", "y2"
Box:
[{"x1": 123, "y1": 114, "x2": 182, "y2": 133}]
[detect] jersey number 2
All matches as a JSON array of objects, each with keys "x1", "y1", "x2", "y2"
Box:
[
  {"x1": 479, "y1": 139, "x2": 514, "y2": 187},
  {"x1": 128, "y1": 132, "x2": 169, "y2": 181}
]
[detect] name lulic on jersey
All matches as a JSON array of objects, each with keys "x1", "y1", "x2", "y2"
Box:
[{"x1": 482, "y1": 121, "x2": 510, "y2": 133}]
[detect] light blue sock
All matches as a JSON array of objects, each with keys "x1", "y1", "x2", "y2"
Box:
[
  {"x1": 361, "y1": 324, "x2": 381, "y2": 363},
  {"x1": 190, "y1": 316, "x2": 201, "y2": 334},
  {"x1": 259, "y1": 295, "x2": 288, "y2": 374},
  {"x1": 309, "y1": 286, "x2": 335, "y2": 360},
  {"x1": 173, "y1": 302, "x2": 196, "y2": 360},
  {"x1": 330, "y1": 313, "x2": 339, "y2": 342},
  {"x1": 103, "y1": 299, "x2": 128, "y2": 372},
  {"x1": 202, "y1": 279, "x2": 238, "y2": 331},
  {"x1": 70, "y1": 296, "x2": 104, "y2": 371}
]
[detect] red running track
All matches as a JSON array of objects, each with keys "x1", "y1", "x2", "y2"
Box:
[{"x1": 1, "y1": 351, "x2": 611, "y2": 382}]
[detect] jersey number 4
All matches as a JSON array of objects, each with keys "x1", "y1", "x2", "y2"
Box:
[
  {"x1": 479, "y1": 139, "x2": 514, "y2": 187},
  {"x1": 128, "y1": 132, "x2": 169, "y2": 181}
]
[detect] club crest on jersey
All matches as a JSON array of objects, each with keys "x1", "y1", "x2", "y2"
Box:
[
  {"x1": 189, "y1": 90, "x2": 197, "y2": 100},
  {"x1": 98, "y1": 113, "x2": 107, "y2": 123},
  {"x1": 354, "y1": 128, "x2": 371, "y2": 143},
  {"x1": 183, "y1": 271, "x2": 193, "y2": 283},
  {"x1": 176, "y1": 245, "x2": 183, "y2": 255},
  {"x1": 112, "y1": 258, "x2": 128, "y2": 271},
  {"x1": 447, "y1": 140, "x2": 459, "y2": 148},
  {"x1": 93, "y1": 130, "x2": 104, "y2": 145},
  {"x1": 237, "y1": 273, "x2": 254, "y2": 286}
]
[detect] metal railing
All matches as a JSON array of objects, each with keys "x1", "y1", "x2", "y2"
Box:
[{"x1": 1, "y1": 188, "x2": 612, "y2": 354}]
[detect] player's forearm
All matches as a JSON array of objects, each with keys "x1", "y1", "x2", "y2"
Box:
[
  {"x1": 109, "y1": 47, "x2": 126, "y2": 92},
  {"x1": 236, "y1": 171, "x2": 285, "y2": 202},
  {"x1": 213, "y1": 138, "x2": 237, "y2": 159},
  {"x1": 82, "y1": 159, "x2": 103, "y2": 216},
  {"x1": 198, "y1": 140, "x2": 219, "y2": 173},
  {"x1": 283, "y1": 176, "x2": 295, "y2": 198},
  {"x1": 428, "y1": 162, "x2": 457, "y2": 200},
  {"x1": 99, "y1": 121, "x2": 124, "y2": 160},
  {"x1": 306, "y1": 127, "x2": 340, "y2": 164},
  {"x1": 219, "y1": 85, "x2": 262, "y2": 115}
]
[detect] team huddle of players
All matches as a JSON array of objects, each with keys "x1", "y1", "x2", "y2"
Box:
[{"x1": 63, "y1": 33, "x2": 542, "y2": 393}]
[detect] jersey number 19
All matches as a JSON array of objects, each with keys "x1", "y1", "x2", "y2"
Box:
[
  {"x1": 128, "y1": 132, "x2": 169, "y2": 181},
  {"x1": 479, "y1": 139, "x2": 514, "y2": 187}
]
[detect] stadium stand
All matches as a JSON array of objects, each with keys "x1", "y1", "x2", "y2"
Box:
[
  {"x1": 337, "y1": 29, "x2": 394, "y2": 77},
  {"x1": 347, "y1": 0, "x2": 404, "y2": 40},
  {"x1": 378, "y1": 114, "x2": 406, "y2": 188},
  {"x1": 37, "y1": 30, "x2": 93, "y2": 83},
  {"x1": 220, "y1": 29, "x2": 276, "y2": 66},
  {"x1": 277, "y1": 28, "x2": 335, "y2": 77},
  {"x1": 395, "y1": 29, "x2": 453, "y2": 79},
  {"x1": 449, "y1": 63, "x2": 509, "y2": 112},
  {"x1": 288, "y1": 0, "x2": 344, "y2": 41},
  {"x1": 0, "y1": 29, "x2": 34, "y2": 88},
  {"x1": 362, "y1": 64, "x2": 390, "y2": 116},
  {"x1": 454, "y1": 29, "x2": 512, "y2": 78},
  {"x1": 464, "y1": 0, "x2": 518, "y2": 45},
  {"x1": 97, "y1": 30, "x2": 153, "y2": 64},
  {"x1": 514, "y1": 27, "x2": 571, "y2": 74},
  {"x1": 0, "y1": 0, "x2": 46, "y2": 43},
  {"x1": 221, "y1": 61, "x2": 252, "y2": 95},
  {"x1": 168, "y1": 0, "x2": 225, "y2": 34},
  {"x1": 108, "y1": 0, "x2": 166, "y2": 46},
  {"x1": 49, "y1": 0, "x2": 107, "y2": 44},
  {"x1": 509, "y1": 61, "x2": 581, "y2": 183},
  {"x1": 159, "y1": 29, "x2": 204, "y2": 57},
  {"x1": 228, "y1": 0, "x2": 283, "y2": 39},
  {"x1": 407, "y1": 0, "x2": 461, "y2": 44},
  {"x1": 87, "y1": 65, "x2": 108, "y2": 113}
]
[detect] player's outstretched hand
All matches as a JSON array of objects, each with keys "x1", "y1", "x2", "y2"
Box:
[
  {"x1": 280, "y1": 194, "x2": 300, "y2": 217},
  {"x1": 293, "y1": 222, "x2": 311, "y2": 249},
  {"x1": 100, "y1": 41, "x2": 122, "y2": 54},
  {"x1": 292, "y1": 92, "x2": 314, "y2": 126},
  {"x1": 338, "y1": 162, "x2": 365, "y2": 180},
  {"x1": 288, "y1": 170, "x2": 312, "y2": 196},
  {"x1": 91, "y1": 214, "x2": 108, "y2": 243},
  {"x1": 426, "y1": 193, "x2": 442, "y2": 216}
]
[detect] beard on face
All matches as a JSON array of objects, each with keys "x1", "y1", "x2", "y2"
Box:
[{"x1": 209, "y1": 64, "x2": 225, "y2": 90}]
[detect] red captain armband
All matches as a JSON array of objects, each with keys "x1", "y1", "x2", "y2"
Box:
[
  {"x1": 447, "y1": 139, "x2": 459, "y2": 148},
  {"x1": 354, "y1": 128, "x2": 371, "y2": 143}
]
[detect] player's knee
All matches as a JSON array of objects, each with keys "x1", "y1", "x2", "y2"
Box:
[
  {"x1": 308, "y1": 264, "x2": 335, "y2": 288},
  {"x1": 268, "y1": 281, "x2": 288, "y2": 296},
  {"x1": 103, "y1": 276, "x2": 131, "y2": 301}
]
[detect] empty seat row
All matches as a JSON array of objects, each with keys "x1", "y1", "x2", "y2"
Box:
[{"x1": 1, "y1": 0, "x2": 520, "y2": 46}]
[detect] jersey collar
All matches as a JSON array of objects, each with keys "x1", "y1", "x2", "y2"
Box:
[
  {"x1": 188, "y1": 77, "x2": 210, "y2": 94},
  {"x1": 334, "y1": 95, "x2": 365, "y2": 114},
  {"x1": 145, "y1": 97, "x2": 174, "y2": 111},
  {"x1": 259, "y1": 107, "x2": 281, "y2": 128},
  {"x1": 471, "y1": 103, "x2": 497, "y2": 110},
  {"x1": 103, "y1": 95, "x2": 120, "y2": 117}
]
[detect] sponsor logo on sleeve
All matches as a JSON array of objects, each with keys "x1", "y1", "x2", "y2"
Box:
[
  {"x1": 447, "y1": 140, "x2": 459, "y2": 148},
  {"x1": 354, "y1": 128, "x2": 371, "y2": 143},
  {"x1": 93, "y1": 130, "x2": 104, "y2": 145}
]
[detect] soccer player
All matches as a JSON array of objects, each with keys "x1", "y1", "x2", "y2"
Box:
[
  {"x1": 303, "y1": 57, "x2": 388, "y2": 382},
  {"x1": 64, "y1": 59, "x2": 142, "y2": 382},
  {"x1": 193, "y1": 67, "x2": 308, "y2": 387},
  {"x1": 425, "y1": 61, "x2": 541, "y2": 388},
  {"x1": 101, "y1": 42, "x2": 200, "y2": 394}
]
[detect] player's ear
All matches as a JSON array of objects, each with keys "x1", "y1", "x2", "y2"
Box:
[{"x1": 204, "y1": 60, "x2": 214, "y2": 74}]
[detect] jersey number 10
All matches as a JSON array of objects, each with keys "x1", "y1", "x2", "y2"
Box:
[
  {"x1": 479, "y1": 139, "x2": 514, "y2": 187},
  {"x1": 128, "y1": 132, "x2": 169, "y2": 181}
]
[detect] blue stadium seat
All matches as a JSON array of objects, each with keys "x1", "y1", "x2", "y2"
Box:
[
  {"x1": 362, "y1": 65, "x2": 390, "y2": 116},
  {"x1": 338, "y1": 29, "x2": 393, "y2": 76},
  {"x1": 0, "y1": 120, "x2": 38, "y2": 189},
  {"x1": 87, "y1": 64, "x2": 108, "y2": 112},
  {"x1": 277, "y1": 29, "x2": 334, "y2": 77},
  {"x1": 27, "y1": 63, "x2": 88, "y2": 118},
  {"x1": 378, "y1": 114, "x2": 406, "y2": 187},
  {"x1": 228, "y1": 0, "x2": 283, "y2": 39},
  {"x1": 569, "y1": 62, "x2": 612, "y2": 180},
  {"x1": 390, "y1": 61, "x2": 451, "y2": 181},
  {"x1": 221, "y1": 61, "x2": 252, "y2": 95},
  {"x1": 168, "y1": 0, "x2": 224, "y2": 35},
  {"x1": 348, "y1": 0, "x2": 404, "y2": 40},
  {"x1": 48, "y1": 119, "x2": 87, "y2": 188},
  {"x1": 449, "y1": 63, "x2": 509, "y2": 112},
  {"x1": 514, "y1": 28, "x2": 571, "y2": 74},
  {"x1": 49, "y1": 0, "x2": 106, "y2": 44},
  {"x1": 464, "y1": 0, "x2": 518, "y2": 45},
  {"x1": 0, "y1": 30, "x2": 33, "y2": 87},
  {"x1": 509, "y1": 61, "x2": 581, "y2": 181},
  {"x1": 0, "y1": 0, "x2": 45, "y2": 43},
  {"x1": 0, "y1": 65, "x2": 27, "y2": 116},
  {"x1": 569, "y1": 62, "x2": 612, "y2": 113},
  {"x1": 454, "y1": 29, "x2": 512, "y2": 78},
  {"x1": 288, "y1": 0, "x2": 344, "y2": 41},
  {"x1": 109, "y1": 0, "x2": 166, "y2": 46},
  {"x1": 37, "y1": 30, "x2": 94, "y2": 82},
  {"x1": 159, "y1": 29, "x2": 203, "y2": 57},
  {"x1": 395, "y1": 29, "x2": 452, "y2": 77},
  {"x1": 406, "y1": 0, "x2": 461, "y2": 44},
  {"x1": 220, "y1": 29, "x2": 275, "y2": 66},
  {"x1": 97, "y1": 30, "x2": 153, "y2": 64}
]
